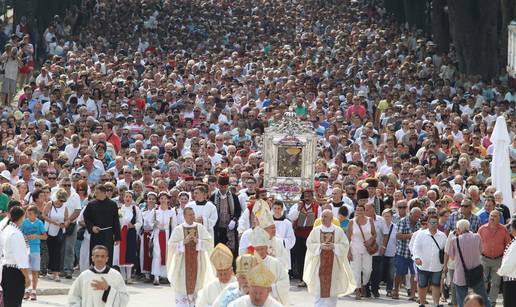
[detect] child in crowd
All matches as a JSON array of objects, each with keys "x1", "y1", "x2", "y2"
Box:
[{"x1": 20, "y1": 205, "x2": 48, "y2": 301}]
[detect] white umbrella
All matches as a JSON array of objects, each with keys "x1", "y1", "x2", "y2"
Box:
[{"x1": 490, "y1": 116, "x2": 513, "y2": 216}]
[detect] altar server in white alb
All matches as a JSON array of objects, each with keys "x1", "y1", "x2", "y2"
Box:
[
  {"x1": 228, "y1": 262, "x2": 283, "y2": 307},
  {"x1": 151, "y1": 191, "x2": 177, "y2": 285},
  {"x1": 167, "y1": 207, "x2": 214, "y2": 307},
  {"x1": 249, "y1": 227, "x2": 290, "y2": 306},
  {"x1": 271, "y1": 200, "x2": 296, "y2": 270},
  {"x1": 196, "y1": 243, "x2": 236, "y2": 306},
  {"x1": 304, "y1": 209, "x2": 356, "y2": 307},
  {"x1": 186, "y1": 185, "x2": 218, "y2": 238},
  {"x1": 68, "y1": 245, "x2": 129, "y2": 307}
]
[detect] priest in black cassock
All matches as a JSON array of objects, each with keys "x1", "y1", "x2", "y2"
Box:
[
  {"x1": 83, "y1": 184, "x2": 121, "y2": 266},
  {"x1": 210, "y1": 174, "x2": 241, "y2": 255}
]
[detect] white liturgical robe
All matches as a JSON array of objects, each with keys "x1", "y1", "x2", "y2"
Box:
[
  {"x1": 68, "y1": 267, "x2": 129, "y2": 307},
  {"x1": 239, "y1": 230, "x2": 290, "y2": 269},
  {"x1": 303, "y1": 224, "x2": 356, "y2": 306},
  {"x1": 228, "y1": 295, "x2": 283, "y2": 307},
  {"x1": 196, "y1": 276, "x2": 237, "y2": 307},
  {"x1": 273, "y1": 218, "x2": 296, "y2": 269},
  {"x1": 262, "y1": 255, "x2": 289, "y2": 306},
  {"x1": 166, "y1": 222, "x2": 215, "y2": 299}
]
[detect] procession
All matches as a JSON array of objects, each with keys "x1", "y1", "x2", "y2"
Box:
[{"x1": 0, "y1": 0, "x2": 516, "y2": 306}]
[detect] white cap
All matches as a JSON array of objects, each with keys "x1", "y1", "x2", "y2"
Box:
[{"x1": 0, "y1": 170, "x2": 11, "y2": 182}]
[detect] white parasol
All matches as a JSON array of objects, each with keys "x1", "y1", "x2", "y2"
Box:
[{"x1": 490, "y1": 116, "x2": 514, "y2": 216}]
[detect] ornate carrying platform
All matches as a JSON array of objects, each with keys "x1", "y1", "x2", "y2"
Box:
[{"x1": 262, "y1": 112, "x2": 317, "y2": 202}]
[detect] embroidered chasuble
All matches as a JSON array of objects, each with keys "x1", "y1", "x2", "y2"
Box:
[
  {"x1": 184, "y1": 226, "x2": 198, "y2": 295},
  {"x1": 319, "y1": 231, "x2": 335, "y2": 298}
]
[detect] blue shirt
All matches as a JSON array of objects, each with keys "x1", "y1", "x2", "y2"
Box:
[
  {"x1": 20, "y1": 218, "x2": 46, "y2": 253},
  {"x1": 78, "y1": 166, "x2": 105, "y2": 185},
  {"x1": 476, "y1": 208, "x2": 505, "y2": 225}
]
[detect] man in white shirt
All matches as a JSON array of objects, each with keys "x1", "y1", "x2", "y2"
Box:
[
  {"x1": 1, "y1": 206, "x2": 30, "y2": 306},
  {"x1": 364, "y1": 203, "x2": 386, "y2": 298},
  {"x1": 412, "y1": 214, "x2": 447, "y2": 307},
  {"x1": 64, "y1": 134, "x2": 81, "y2": 163}
]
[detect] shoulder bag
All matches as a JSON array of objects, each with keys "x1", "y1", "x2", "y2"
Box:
[
  {"x1": 358, "y1": 218, "x2": 379, "y2": 255},
  {"x1": 430, "y1": 234, "x2": 445, "y2": 264},
  {"x1": 384, "y1": 224, "x2": 394, "y2": 251},
  {"x1": 456, "y1": 234, "x2": 483, "y2": 287}
]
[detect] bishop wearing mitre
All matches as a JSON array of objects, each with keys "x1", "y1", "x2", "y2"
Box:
[
  {"x1": 197, "y1": 243, "x2": 237, "y2": 306},
  {"x1": 212, "y1": 253, "x2": 261, "y2": 307},
  {"x1": 303, "y1": 209, "x2": 356, "y2": 307},
  {"x1": 248, "y1": 227, "x2": 289, "y2": 306},
  {"x1": 167, "y1": 207, "x2": 215, "y2": 307},
  {"x1": 239, "y1": 201, "x2": 289, "y2": 268},
  {"x1": 228, "y1": 262, "x2": 283, "y2": 307}
]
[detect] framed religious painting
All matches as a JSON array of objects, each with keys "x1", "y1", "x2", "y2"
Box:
[{"x1": 262, "y1": 112, "x2": 317, "y2": 202}]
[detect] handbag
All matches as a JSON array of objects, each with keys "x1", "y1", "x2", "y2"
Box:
[
  {"x1": 77, "y1": 227, "x2": 86, "y2": 241},
  {"x1": 358, "y1": 218, "x2": 378, "y2": 255},
  {"x1": 430, "y1": 234, "x2": 445, "y2": 264},
  {"x1": 456, "y1": 234, "x2": 484, "y2": 287}
]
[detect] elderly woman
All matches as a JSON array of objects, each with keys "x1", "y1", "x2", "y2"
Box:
[{"x1": 498, "y1": 219, "x2": 516, "y2": 307}]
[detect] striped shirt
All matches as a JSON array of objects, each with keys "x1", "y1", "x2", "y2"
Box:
[{"x1": 395, "y1": 216, "x2": 420, "y2": 259}]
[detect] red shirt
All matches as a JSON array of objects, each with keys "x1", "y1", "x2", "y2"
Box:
[
  {"x1": 107, "y1": 133, "x2": 121, "y2": 153},
  {"x1": 478, "y1": 223, "x2": 511, "y2": 258}
]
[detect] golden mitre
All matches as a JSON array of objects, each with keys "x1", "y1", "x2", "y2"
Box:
[
  {"x1": 256, "y1": 206, "x2": 274, "y2": 228},
  {"x1": 235, "y1": 253, "x2": 261, "y2": 275},
  {"x1": 252, "y1": 199, "x2": 270, "y2": 217},
  {"x1": 210, "y1": 243, "x2": 234, "y2": 271},
  {"x1": 248, "y1": 262, "x2": 275, "y2": 288}
]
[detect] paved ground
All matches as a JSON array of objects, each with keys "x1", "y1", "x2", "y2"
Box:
[{"x1": 23, "y1": 277, "x2": 495, "y2": 307}]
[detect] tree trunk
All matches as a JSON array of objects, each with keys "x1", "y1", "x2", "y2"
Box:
[
  {"x1": 384, "y1": 0, "x2": 406, "y2": 22},
  {"x1": 404, "y1": 0, "x2": 428, "y2": 30},
  {"x1": 448, "y1": 0, "x2": 501, "y2": 80},
  {"x1": 431, "y1": 0, "x2": 450, "y2": 53}
]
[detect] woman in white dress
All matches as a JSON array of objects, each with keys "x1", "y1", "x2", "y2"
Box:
[
  {"x1": 113, "y1": 190, "x2": 142, "y2": 283},
  {"x1": 175, "y1": 191, "x2": 190, "y2": 225},
  {"x1": 140, "y1": 192, "x2": 158, "y2": 280},
  {"x1": 151, "y1": 191, "x2": 177, "y2": 285},
  {"x1": 348, "y1": 204, "x2": 376, "y2": 300}
]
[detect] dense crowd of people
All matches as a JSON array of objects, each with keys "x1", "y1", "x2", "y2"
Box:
[{"x1": 0, "y1": 0, "x2": 515, "y2": 306}]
